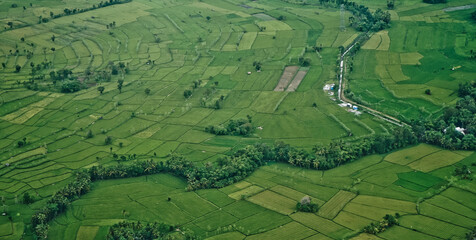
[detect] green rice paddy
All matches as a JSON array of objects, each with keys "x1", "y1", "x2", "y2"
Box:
[{"x1": 0, "y1": 0, "x2": 475, "y2": 239}]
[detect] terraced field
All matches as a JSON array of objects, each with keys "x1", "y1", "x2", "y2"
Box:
[
  {"x1": 0, "y1": 0, "x2": 475, "y2": 239},
  {"x1": 43, "y1": 145, "x2": 475, "y2": 239},
  {"x1": 347, "y1": 0, "x2": 476, "y2": 121}
]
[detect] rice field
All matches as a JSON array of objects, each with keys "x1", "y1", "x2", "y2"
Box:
[
  {"x1": 348, "y1": 1, "x2": 476, "y2": 120},
  {"x1": 0, "y1": 0, "x2": 475, "y2": 239}
]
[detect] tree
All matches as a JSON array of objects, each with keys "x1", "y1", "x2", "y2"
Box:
[
  {"x1": 97, "y1": 86, "x2": 105, "y2": 94},
  {"x1": 104, "y1": 136, "x2": 112, "y2": 145},
  {"x1": 7, "y1": 22, "x2": 13, "y2": 28},
  {"x1": 22, "y1": 192, "x2": 35, "y2": 204},
  {"x1": 253, "y1": 61, "x2": 262, "y2": 71},
  {"x1": 206, "y1": 16, "x2": 211, "y2": 21},
  {"x1": 51, "y1": 35, "x2": 56, "y2": 42},
  {"x1": 425, "y1": 89, "x2": 431, "y2": 95},
  {"x1": 17, "y1": 138, "x2": 26, "y2": 148},
  {"x1": 472, "y1": 10, "x2": 476, "y2": 21},
  {"x1": 184, "y1": 89, "x2": 192, "y2": 99},
  {"x1": 14, "y1": 65, "x2": 21, "y2": 73},
  {"x1": 86, "y1": 130, "x2": 94, "y2": 139},
  {"x1": 144, "y1": 88, "x2": 151, "y2": 95},
  {"x1": 20, "y1": 37, "x2": 25, "y2": 42},
  {"x1": 299, "y1": 57, "x2": 311, "y2": 67},
  {"x1": 387, "y1": 0, "x2": 394, "y2": 9},
  {"x1": 117, "y1": 79, "x2": 124, "y2": 93},
  {"x1": 296, "y1": 196, "x2": 319, "y2": 213}
]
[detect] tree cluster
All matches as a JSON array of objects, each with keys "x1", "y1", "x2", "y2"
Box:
[
  {"x1": 38, "y1": 0, "x2": 132, "y2": 24},
  {"x1": 205, "y1": 118, "x2": 254, "y2": 136},
  {"x1": 31, "y1": 172, "x2": 92, "y2": 239},
  {"x1": 296, "y1": 196, "x2": 319, "y2": 213},
  {"x1": 363, "y1": 214, "x2": 399, "y2": 234},
  {"x1": 107, "y1": 221, "x2": 196, "y2": 240},
  {"x1": 453, "y1": 165, "x2": 473, "y2": 180},
  {"x1": 346, "y1": 4, "x2": 391, "y2": 31},
  {"x1": 412, "y1": 82, "x2": 476, "y2": 150},
  {"x1": 31, "y1": 160, "x2": 166, "y2": 238}
]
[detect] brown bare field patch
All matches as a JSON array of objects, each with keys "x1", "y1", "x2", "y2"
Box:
[
  {"x1": 274, "y1": 66, "x2": 299, "y2": 91},
  {"x1": 286, "y1": 70, "x2": 308, "y2": 92}
]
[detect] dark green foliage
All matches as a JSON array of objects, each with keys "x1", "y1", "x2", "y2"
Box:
[
  {"x1": 98, "y1": 86, "x2": 105, "y2": 94},
  {"x1": 346, "y1": 3, "x2": 391, "y2": 31},
  {"x1": 144, "y1": 88, "x2": 151, "y2": 95},
  {"x1": 205, "y1": 118, "x2": 254, "y2": 136},
  {"x1": 104, "y1": 136, "x2": 113, "y2": 145},
  {"x1": 363, "y1": 214, "x2": 399, "y2": 234},
  {"x1": 15, "y1": 65, "x2": 21, "y2": 73},
  {"x1": 299, "y1": 57, "x2": 311, "y2": 67},
  {"x1": 17, "y1": 138, "x2": 27, "y2": 148},
  {"x1": 253, "y1": 61, "x2": 262, "y2": 71},
  {"x1": 184, "y1": 89, "x2": 192, "y2": 98},
  {"x1": 425, "y1": 89, "x2": 431, "y2": 95},
  {"x1": 296, "y1": 202, "x2": 319, "y2": 213},
  {"x1": 412, "y1": 82, "x2": 476, "y2": 150},
  {"x1": 387, "y1": 0, "x2": 394, "y2": 9},
  {"x1": 60, "y1": 80, "x2": 82, "y2": 93},
  {"x1": 117, "y1": 79, "x2": 124, "y2": 93},
  {"x1": 22, "y1": 192, "x2": 35, "y2": 204},
  {"x1": 472, "y1": 11, "x2": 476, "y2": 21},
  {"x1": 466, "y1": 226, "x2": 476, "y2": 240},
  {"x1": 107, "y1": 221, "x2": 196, "y2": 240},
  {"x1": 423, "y1": 0, "x2": 447, "y2": 3},
  {"x1": 31, "y1": 172, "x2": 92, "y2": 239},
  {"x1": 86, "y1": 130, "x2": 94, "y2": 139},
  {"x1": 454, "y1": 165, "x2": 473, "y2": 180},
  {"x1": 296, "y1": 196, "x2": 319, "y2": 213}
]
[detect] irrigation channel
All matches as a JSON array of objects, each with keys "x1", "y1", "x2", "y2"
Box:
[{"x1": 337, "y1": 34, "x2": 407, "y2": 127}]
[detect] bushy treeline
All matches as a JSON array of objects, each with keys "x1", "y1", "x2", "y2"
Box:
[
  {"x1": 423, "y1": 0, "x2": 447, "y2": 4},
  {"x1": 38, "y1": 0, "x2": 132, "y2": 24},
  {"x1": 31, "y1": 160, "x2": 165, "y2": 239},
  {"x1": 205, "y1": 118, "x2": 254, "y2": 136},
  {"x1": 412, "y1": 82, "x2": 476, "y2": 150},
  {"x1": 31, "y1": 172, "x2": 92, "y2": 239},
  {"x1": 316, "y1": 0, "x2": 391, "y2": 31},
  {"x1": 170, "y1": 127, "x2": 417, "y2": 190},
  {"x1": 107, "y1": 221, "x2": 196, "y2": 240},
  {"x1": 363, "y1": 214, "x2": 399, "y2": 234},
  {"x1": 31, "y1": 127, "x2": 415, "y2": 238}
]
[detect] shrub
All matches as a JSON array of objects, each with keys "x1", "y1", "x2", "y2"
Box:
[
  {"x1": 104, "y1": 136, "x2": 112, "y2": 145},
  {"x1": 296, "y1": 196, "x2": 319, "y2": 213}
]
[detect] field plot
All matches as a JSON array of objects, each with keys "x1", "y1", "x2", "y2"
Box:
[
  {"x1": 274, "y1": 66, "x2": 299, "y2": 91},
  {"x1": 318, "y1": 190, "x2": 356, "y2": 219},
  {"x1": 0, "y1": 0, "x2": 474, "y2": 239},
  {"x1": 286, "y1": 69, "x2": 308, "y2": 92}
]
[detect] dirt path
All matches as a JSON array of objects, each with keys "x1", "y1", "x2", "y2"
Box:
[
  {"x1": 337, "y1": 35, "x2": 408, "y2": 127},
  {"x1": 443, "y1": 4, "x2": 476, "y2": 12}
]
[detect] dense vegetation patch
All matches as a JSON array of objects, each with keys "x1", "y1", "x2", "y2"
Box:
[
  {"x1": 412, "y1": 82, "x2": 476, "y2": 150},
  {"x1": 363, "y1": 214, "x2": 400, "y2": 234},
  {"x1": 205, "y1": 117, "x2": 254, "y2": 136},
  {"x1": 107, "y1": 221, "x2": 196, "y2": 240},
  {"x1": 296, "y1": 196, "x2": 319, "y2": 213}
]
